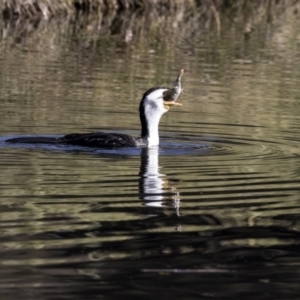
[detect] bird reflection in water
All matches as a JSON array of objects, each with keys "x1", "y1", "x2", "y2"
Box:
[{"x1": 139, "y1": 148, "x2": 181, "y2": 220}]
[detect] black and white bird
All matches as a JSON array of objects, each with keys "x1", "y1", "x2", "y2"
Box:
[{"x1": 6, "y1": 70, "x2": 185, "y2": 148}]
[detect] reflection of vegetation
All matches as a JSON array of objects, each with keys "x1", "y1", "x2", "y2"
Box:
[
  {"x1": 0, "y1": 0, "x2": 298, "y2": 37},
  {"x1": 1, "y1": 0, "x2": 196, "y2": 17},
  {"x1": 0, "y1": 0, "x2": 299, "y2": 63},
  {"x1": 0, "y1": 0, "x2": 297, "y2": 21}
]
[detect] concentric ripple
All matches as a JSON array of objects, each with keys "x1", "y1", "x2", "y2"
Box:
[
  {"x1": 1, "y1": 130, "x2": 300, "y2": 160},
  {"x1": 161, "y1": 129, "x2": 300, "y2": 160}
]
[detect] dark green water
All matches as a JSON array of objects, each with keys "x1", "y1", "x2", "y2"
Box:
[{"x1": 1, "y1": 10, "x2": 300, "y2": 299}]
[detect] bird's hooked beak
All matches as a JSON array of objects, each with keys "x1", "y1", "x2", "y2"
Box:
[{"x1": 163, "y1": 100, "x2": 182, "y2": 111}]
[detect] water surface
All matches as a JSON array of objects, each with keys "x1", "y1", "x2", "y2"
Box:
[{"x1": 1, "y1": 10, "x2": 300, "y2": 299}]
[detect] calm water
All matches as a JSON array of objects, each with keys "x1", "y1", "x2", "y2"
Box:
[{"x1": 1, "y1": 12, "x2": 300, "y2": 300}]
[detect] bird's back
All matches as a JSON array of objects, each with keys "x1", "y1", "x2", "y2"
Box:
[{"x1": 60, "y1": 132, "x2": 138, "y2": 148}]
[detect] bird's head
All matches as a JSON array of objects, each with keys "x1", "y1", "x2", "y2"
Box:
[
  {"x1": 140, "y1": 87, "x2": 182, "y2": 118},
  {"x1": 139, "y1": 87, "x2": 182, "y2": 141}
]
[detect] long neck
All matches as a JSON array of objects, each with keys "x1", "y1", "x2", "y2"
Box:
[{"x1": 140, "y1": 104, "x2": 163, "y2": 147}]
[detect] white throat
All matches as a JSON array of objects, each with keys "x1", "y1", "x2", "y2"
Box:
[
  {"x1": 144, "y1": 101, "x2": 166, "y2": 147},
  {"x1": 140, "y1": 88, "x2": 168, "y2": 147},
  {"x1": 146, "y1": 110, "x2": 163, "y2": 147}
]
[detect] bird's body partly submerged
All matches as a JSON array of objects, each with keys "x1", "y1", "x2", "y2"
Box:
[{"x1": 6, "y1": 70, "x2": 185, "y2": 148}]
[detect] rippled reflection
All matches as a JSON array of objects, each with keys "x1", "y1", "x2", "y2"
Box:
[{"x1": 139, "y1": 148, "x2": 180, "y2": 210}]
